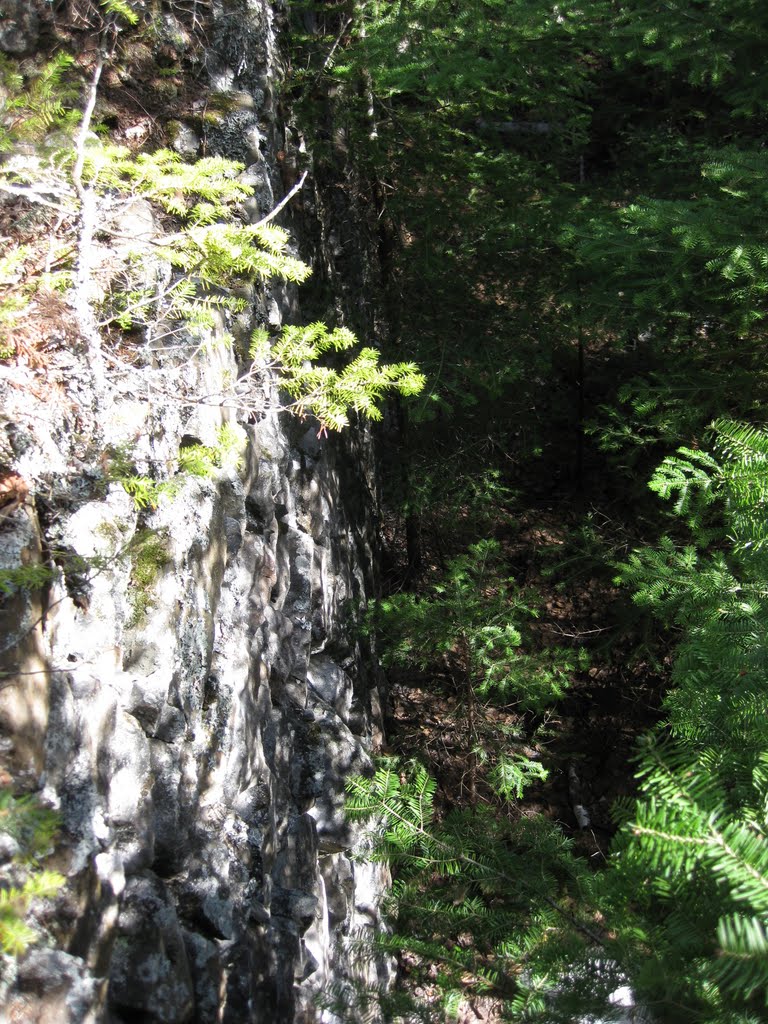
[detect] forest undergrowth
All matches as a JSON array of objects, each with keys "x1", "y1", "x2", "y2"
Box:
[{"x1": 379, "y1": 495, "x2": 667, "y2": 848}]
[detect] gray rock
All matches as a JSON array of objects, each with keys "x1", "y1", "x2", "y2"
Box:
[
  {"x1": 181, "y1": 931, "x2": 221, "y2": 1024},
  {"x1": 0, "y1": 1, "x2": 390, "y2": 1019},
  {"x1": 321, "y1": 852, "x2": 355, "y2": 927},
  {"x1": 0, "y1": 0, "x2": 39, "y2": 53},
  {"x1": 108, "y1": 873, "x2": 194, "y2": 1023},
  {"x1": 271, "y1": 886, "x2": 318, "y2": 932},
  {"x1": 107, "y1": 198, "x2": 160, "y2": 244},
  {"x1": 307, "y1": 655, "x2": 354, "y2": 723},
  {"x1": 16, "y1": 949, "x2": 97, "y2": 1022},
  {"x1": 169, "y1": 121, "x2": 201, "y2": 159},
  {"x1": 232, "y1": 780, "x2": 270, "y2": 819},
  {"x1": 0, "y1": 830, "x2": 20, "y2": 863},
  {"x1": 223, "y1": 515, "x2": 242, "y2": 557},
  {"x1": 205, "y1": 110, "x2": 264, "y2": 164},
  {"x1": 301, "y1": 709, "x2": 372, "y2": 849}
]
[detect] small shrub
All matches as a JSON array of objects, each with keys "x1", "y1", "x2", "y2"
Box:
[{"x1": 0, "y1": 790, "x2": 63, "y2": 957}]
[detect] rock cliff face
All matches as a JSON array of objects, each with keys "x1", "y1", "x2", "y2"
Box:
[
  {"x1": 4, "y1": 418, "x2": 389, "y2": 1024},
  {"x1": 0, "y1": 1, "x2": 390, "y2": 1020}
]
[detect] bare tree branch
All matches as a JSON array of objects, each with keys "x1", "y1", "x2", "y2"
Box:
[{"x1": 253, "y1": 170, "x2": 308, "y2": 228}]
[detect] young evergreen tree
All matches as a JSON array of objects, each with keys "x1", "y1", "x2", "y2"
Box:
[{"x1": 354, "y1": 420, "x2": 768, "y2": 1021}]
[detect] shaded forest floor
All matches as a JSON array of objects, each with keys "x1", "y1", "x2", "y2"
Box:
[{"x1": 378, "y1": 500, "x2": 667, "y2": 856}]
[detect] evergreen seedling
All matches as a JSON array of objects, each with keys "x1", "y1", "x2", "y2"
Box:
[{"x1": 0, "y1": 790, "x2": 63, "y2": 957}]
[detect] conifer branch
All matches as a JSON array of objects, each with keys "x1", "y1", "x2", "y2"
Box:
[
  {"x1": 352, "y1": 765, "x2": 606, "y2": 951},
  {"x1": 304, "y1": 17, "x2": 353, "y2": 94}
]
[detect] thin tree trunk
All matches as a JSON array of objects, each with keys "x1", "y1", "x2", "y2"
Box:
[
  {"x1": 71, "y1": 57, "x2": 107, "y2": 405},
  {"x1": 575, "y1": 322, "x2": 584, "y2": 491}
]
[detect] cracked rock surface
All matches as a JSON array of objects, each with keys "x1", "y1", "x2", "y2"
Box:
[
  {"x1": 1, "y1": 369, "x2": 390, "y2": 1024},
  {"x1": 0, "y1": 1, "x2": 390, "y2": 1019}
]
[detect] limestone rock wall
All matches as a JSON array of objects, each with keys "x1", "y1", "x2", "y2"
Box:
[{"x1": 0, "y1": 0, "x2": 391, "y2": 1020}]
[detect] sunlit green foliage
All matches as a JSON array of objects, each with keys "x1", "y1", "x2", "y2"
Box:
[
  {"x1": 0, "y1": 790, "x2": 63, "y2": 957},
  {"x1": 104, "y1": 445, "x2": 180, "y2": 510},
  {"x1": 0, "y1": 47, "x2": 424, "y2": 434},
  {"x1": 99, "y1": 0, "x2": 140, "y2": 26},
  {"x1": 105, "y1": 425, "x2": 248, "y2": 510},
  {"x1": 0, "y1": 53, "x2": 80, "y2": 152},
  {"x1": 252, "y1": 322, "x2": 425, "y2": 431},
  {"x1": 346, "y1": 758, "x2": 600, "y2": 1020},
  {"x1": 372, "y1": 539, "x2": 582, "y2": 711},
  {"x1": 177, "y1": 422, "x2": 247, "y2": 476},
  {"x1": 160, "y1": 221, "x2": 311, "y2": 289},
  {"x1": 86, "y1": 147, "x2": 254, "y2": 223}
]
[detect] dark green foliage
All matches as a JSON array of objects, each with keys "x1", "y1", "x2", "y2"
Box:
[
  {"x1": 322, "y1": 0, "x2": 768, "y2": 533},
  {"x1": 595, "y1": 423, "x2": 768, "y2": 1020},
  {"x1": 306, "y1": 0, "x2": 768, "y2": 1017},
  {"x1": 615, "y1": 422, "x2": 768, "y2": 764},
  {"x1": 310, "y1": 0, "x2": 768, "y2": 508},
  {"x1": 311, "y1": 0, "x2": 768, "y2": 1017},
  {"x1": 568, "y1": 148, "x2": 768, "y2": 344},
  {"x1": 320, "y1": 976, "x2": 444, "y2": 1024},
  {"x1": 600, "y1": 735, "x2": 768, "y2": 1021},
  {"x1": 610, "y1": 0, "x2": 768, "y2": 116},
  {"x1": 353, "y1": 424, "x2": 768, "y2": 1021}
]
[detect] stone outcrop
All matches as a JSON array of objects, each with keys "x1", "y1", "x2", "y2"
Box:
[
  {"x1": 0, "y1": 0, "x2": 391, "y2": 1020},
  {"x1": 2, "y1": 395, "x2": 390, "y2": 1022}
]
